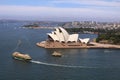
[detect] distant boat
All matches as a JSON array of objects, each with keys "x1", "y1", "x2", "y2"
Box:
[
  {"x1": 12, "y1": 52, "x2": 32, "y2": 61},
  {"x1": 52, "y1": 51, "x2": 62, "y2": 57}
]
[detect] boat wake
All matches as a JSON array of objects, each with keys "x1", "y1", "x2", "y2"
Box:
[
  {"x1": 30, "y1": 60, "x2": 96, "y2": 69},
  {"x1": 12, "y1": 40, "x2": 22, "y2": 51}
]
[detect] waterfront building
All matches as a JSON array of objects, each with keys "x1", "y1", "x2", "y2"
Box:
[
  {"x1": 36, "y1": 27, "x2": 91, "y2": 48},
  {"x1": 47, "y1": 27, "x2": 79, "y2": 43}
]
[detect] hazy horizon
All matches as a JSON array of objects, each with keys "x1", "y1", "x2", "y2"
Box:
[{"x1": 0, "y1": 0, "x2": 120, "y2": 22}]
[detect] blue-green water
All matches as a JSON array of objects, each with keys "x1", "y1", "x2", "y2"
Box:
[{"x1": 0, "y1": 22, "x2": 120, "y2": 80}]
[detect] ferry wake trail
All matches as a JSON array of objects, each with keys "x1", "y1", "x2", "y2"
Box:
[
  {"x1": 12, "y1": 40, "x2": 22, "y2": 52},
  {"x1": 30, "y1": 60, "x2": 96, "y2": 69}
]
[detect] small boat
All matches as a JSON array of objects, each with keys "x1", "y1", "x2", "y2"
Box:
[
  {"x1": 52, "y1": 51, "x2": 62, "y2": 57},
  {"x1": 12, "y1": 52, "x2": 32, "y2": 61}
]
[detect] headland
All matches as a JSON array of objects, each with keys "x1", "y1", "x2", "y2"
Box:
[{"x1": 36, "y1": 27, "x2": 120, "y2": 49}]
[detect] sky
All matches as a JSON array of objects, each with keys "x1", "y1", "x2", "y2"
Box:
[{"x1": 0, "y1": 0, "x2": 120, "y2": 22}]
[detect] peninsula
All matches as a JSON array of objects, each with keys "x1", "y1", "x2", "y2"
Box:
[{"x1": 36, "y1": 27, "x2": 120, "y2": 49}]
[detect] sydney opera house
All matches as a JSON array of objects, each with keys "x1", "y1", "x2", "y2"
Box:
[{"x1": 37, "y1": 27, "x2": 90, "y2": 48}]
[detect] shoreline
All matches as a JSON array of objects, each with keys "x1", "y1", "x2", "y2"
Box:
[{"x1": 36, "y1": 41, "x2": 120, "y2": 49}]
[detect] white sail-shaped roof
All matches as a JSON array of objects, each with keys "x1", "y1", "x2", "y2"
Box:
[
  {"x1": 67, "y1": 34, "x2": 78, "y2": 42},
  {"x1": 47, "y1": 33, "x2": 59, "y2": 41},
  {"x1": 54, "y1": 30, "x2": 64, "y2": 42},
  {"x1": 59, "y1": 27, "x2": 69, "y2": 42},
  {"x1": 79, "y1": 38, "x2": 90, "y2": 44},
  {"x1": 47, "y1": 27, "x2": 79, "y2": 43}
]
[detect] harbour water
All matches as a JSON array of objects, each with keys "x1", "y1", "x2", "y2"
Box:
[{"x1": 0, "y1": 22, "x2": 120, "y2": 80}]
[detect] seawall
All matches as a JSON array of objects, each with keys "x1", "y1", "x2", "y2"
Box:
[{"x1": 36, "y1": 41, "x2": 120, "y2": 49}]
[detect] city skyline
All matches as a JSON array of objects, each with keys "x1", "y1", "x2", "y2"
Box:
[{"x1": 0, "y1": 0, "x2": 120, "y2": 22}]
